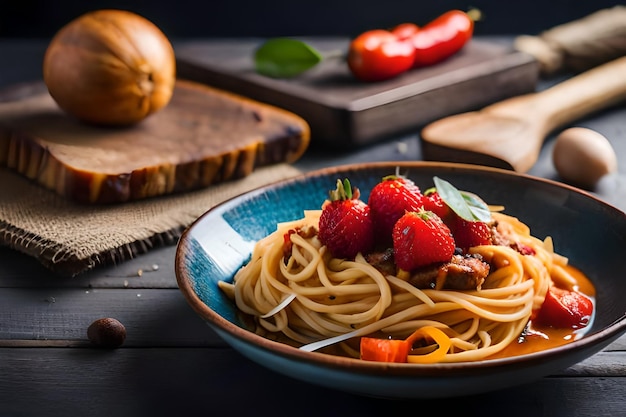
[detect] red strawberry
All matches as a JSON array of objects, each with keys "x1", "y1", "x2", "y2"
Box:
[
  {"x1": 421, "y1": 190, "x2": 452, "y2": 225},
  {"x1": 368, "y1": 175, "x2": 424, "y2": 245},
  {"x1": 392, "y1": 209, "x2": 455, "y2": 271},
  {"x1": 318, "y1": 179, "x2": 375, "y2": 259},
  {"x1": 453, "y1": 216, "x2": 493, "y2": 251}
]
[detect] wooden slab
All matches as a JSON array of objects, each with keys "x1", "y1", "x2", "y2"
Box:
[
  {"x1": 175, "y1": 37, "x2": 540, "y2": 146},
  {"x1": 0, "y1": 79, "x2": 310, "y2": 204}
]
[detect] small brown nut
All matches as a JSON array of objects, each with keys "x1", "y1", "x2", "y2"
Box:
[
  {"x1": 552, "y1": 127, "x2": 618, "y2": 190},
  {"x1": 87, "y1": 317, "x2": 127, "y2": 348}
]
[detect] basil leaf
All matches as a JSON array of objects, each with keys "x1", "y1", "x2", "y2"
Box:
[
  {"x1": 433, "y1": 176, "x2": 492, "y2": 222},
  {"x1": 461, "y1": 191, "x2": 492, "y2": 222},
  {"x1": 254, "y1": 38, "x2": 323, "y2": 78}
]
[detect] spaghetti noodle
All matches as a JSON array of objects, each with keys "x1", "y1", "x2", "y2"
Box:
[{"x1": 218, "y1": 203, "x2": 593, "y2": 363}]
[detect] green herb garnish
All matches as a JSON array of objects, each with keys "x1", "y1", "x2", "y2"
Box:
[
  {"x1": 433, "y1": 176, "x2": 491, "y2": 222},
  {"x1": 254, "y1": 38, "x2": 323, "y2": 78}
]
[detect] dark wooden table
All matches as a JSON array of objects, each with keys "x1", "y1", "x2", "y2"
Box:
[{"x1": 1, "y1": 39, "x2": 626, "y2": 417}]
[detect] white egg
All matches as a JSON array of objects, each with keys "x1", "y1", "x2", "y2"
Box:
[{"x1": 552, "y1": 127, "x2": 618, "y2": 190}]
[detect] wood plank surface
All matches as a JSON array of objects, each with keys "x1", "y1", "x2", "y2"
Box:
[
  {"x1": 1, "y1": 348, "x2": 625, "y2": 416},
  {"x1": 0, "y1": 246, "x2": 178, "y2": 289},
  {"x1": 0, "y1": 288, "x2": 214, "y2": 346}
]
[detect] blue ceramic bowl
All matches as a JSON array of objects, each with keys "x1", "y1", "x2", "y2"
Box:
[{"x1": 175, "y1": 161, "x2": 626, "y2": 399}]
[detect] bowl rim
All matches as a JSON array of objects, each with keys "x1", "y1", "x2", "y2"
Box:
[{"x1": 175, "y1": 161, "x2": 626, "y2": 377}]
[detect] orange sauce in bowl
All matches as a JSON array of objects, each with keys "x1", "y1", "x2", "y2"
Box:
[{"x1": 488, "y1": 264, "x2": 596, "y2": 360}]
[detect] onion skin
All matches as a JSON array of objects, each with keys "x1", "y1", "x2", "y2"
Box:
[{"x1": 43, "y1": 9, "x2": 176, "y2": 126}]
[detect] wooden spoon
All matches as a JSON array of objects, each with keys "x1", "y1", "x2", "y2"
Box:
[{"x1": 420, "y1": 56, "x2": 626, "y2": 173}]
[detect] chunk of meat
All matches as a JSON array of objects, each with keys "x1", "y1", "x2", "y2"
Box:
[
  {"x1": 365, "y1": 248, "x2": 396, "y2": 276},
  {"x1": 409, "y1": 254, "x2": 490, "y2": 290},
  {"x1": 492, "y1": 220, "x2": 536, "y2": 256},
  {"x1": 366, "y1": 249, "x2": 490, "y2": 291}
]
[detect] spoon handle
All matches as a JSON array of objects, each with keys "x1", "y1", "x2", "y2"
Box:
[
  {"x1": 515, "y1": 6, "x2": 626, "y2": 76},
  {"x1": 486, "y1": 56, "x2": 626, "y2": 135}
]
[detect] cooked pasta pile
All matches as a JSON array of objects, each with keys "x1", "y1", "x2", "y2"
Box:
[{"x1": 218, "y1": 210, "x2": 583, "y2": 363}]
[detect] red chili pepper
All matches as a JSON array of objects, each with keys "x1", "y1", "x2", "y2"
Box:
[
  {"x1": 534, "y1": 286, "x2": 594, "y2": 329},
  {"x1": 347, "y1": 29, "x2": 416, "y2": 82},
  {"x1": 408, "y1": 9, "x2": 475, "y2": 68},
  {"x1": 390, "y1": 22, "x2": 420, "y2": 40}
]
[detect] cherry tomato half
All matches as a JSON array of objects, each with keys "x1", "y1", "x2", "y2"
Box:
[
  {"x1": 535, "y1": 286, "x2": 593, "y2": 329},
  {"x1": 347, "y1": 29, "x2": 416, "y2": 82}
]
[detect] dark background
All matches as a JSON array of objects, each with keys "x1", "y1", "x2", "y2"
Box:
[{"x1": 0, "y1": 1, "x2": 623, "y2": 39}]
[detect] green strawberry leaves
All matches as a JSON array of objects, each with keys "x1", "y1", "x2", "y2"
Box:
[
  {"x1": 254, "y1": 38, "x2": 323, "y2": 78},
  {"x1": 432, "y1": 176, "x2": 491, "y2": 222},
  {"x1": 328, "y1": 178, "x2": 353, "y2": 201}
]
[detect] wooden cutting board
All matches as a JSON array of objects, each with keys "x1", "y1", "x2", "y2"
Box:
[
  {"x1": 0, "y1": 79, "x2": 310, "y2": 204},
  {"x1": 175, "y1": 37, "x2": 540, "y2": 146}
]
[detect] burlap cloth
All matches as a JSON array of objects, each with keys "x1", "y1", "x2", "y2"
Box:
[{"x1": 0, "y1": 164, "x2": 302, "y2": 277}]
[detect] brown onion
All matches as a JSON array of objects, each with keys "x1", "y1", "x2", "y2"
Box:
[{"x1": 43, "y1": 9, "x2": 176, "y2": 126}]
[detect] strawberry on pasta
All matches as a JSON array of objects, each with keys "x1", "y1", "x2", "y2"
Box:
[
  {"x1": 368, "y1": 175, "x2": 424, "y2": 245},
  {"x1": 392, "y1": 209, "x2": 456, "y2": 271},
  {"x1": 318, "y1": 178, "x2": 375, "y2": 259}
]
